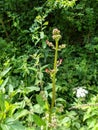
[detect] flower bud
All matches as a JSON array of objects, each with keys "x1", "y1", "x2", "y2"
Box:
[
  {"x1": 59, "y1": 44, "x2": 66, "y2": 50},
  {"x1": 52, "y1": 28, "x2": 60, "y2": 35},
  {"x1": 46, "y1": 40, "x2": 54, "y2": 47},
  {"x1": 52, "y1": 28, "x2": 61, "y2": 41},
  {"x1": 52, "y1": 35, "x2": 61, "y2": 41},
  {"x1": 45, "y1": 68, "x2": 50, "y2": 73}
]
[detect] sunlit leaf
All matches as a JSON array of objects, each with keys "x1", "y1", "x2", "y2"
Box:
[
  {"x1": 1, "y1": 77, "x2": 9, "y2": 88},
  {"x1": 40, "y1": 31, "x2": 44, "y2": 39},
  {"x1": 5, "y1": 118, "x2": 25, "y2": 130},
  {"x1": 14, "y1": 109, "x2": 29, "y2": 120},
  {"x1": 0, "y1": 67, "x2": 12, "y2": 77},
  {"x1": 0, "y1": 93, "x2": 5, "y2": 111},
  {"x1": 33, "y1": 104, "x2": 43, "y2": 114}
]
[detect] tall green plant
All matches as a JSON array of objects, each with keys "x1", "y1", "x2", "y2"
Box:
[
  {"x1": 51, "y1": 28, "x2": 61, "y2": 108},
  {"x1": 45, "y1": 28, "x2": 66, "y2": 128}
]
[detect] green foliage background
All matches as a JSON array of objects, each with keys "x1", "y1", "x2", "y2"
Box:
[{"x1": 0, "y1": 0, "x2": 98, "y2": 129}]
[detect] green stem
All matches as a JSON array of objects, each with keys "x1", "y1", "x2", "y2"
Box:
[
  {"x1": 51, "y1": 40, "x2": 58, "y2": 108},
  {"x1": 49, "y1": 40, "x2": 58, "y2": 125}
]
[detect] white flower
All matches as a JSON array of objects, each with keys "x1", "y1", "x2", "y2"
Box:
[
  {"x1": 76, "y1": 87, "x2": 88, "y2": 98},
  {"x1": 41, "y1": 126, "x2": 44, "y2": 130}
]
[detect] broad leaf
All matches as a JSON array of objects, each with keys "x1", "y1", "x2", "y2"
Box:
[
  {"x1": 36, "y1": 94, "x2": 45, "y2": 107},
  {"x1": 5, "y1": 118, "x2": 25, "y2": 130},
  {"x1": 33, "y1": 114, "x2": 45, "y2": 127}
]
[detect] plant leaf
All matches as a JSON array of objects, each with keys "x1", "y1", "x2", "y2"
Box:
[
  {"x1": 36, "y1": 94, "x2": 45, "y2": 107},
  {"x1": 0, "y1": 67, "x2": 12, "y2": 77},
  {"x1": 0, "y1": 93, "x2": 5, "y2": 111},
  {"x1": 33, "y1": 114, "x2": 45, "y2": 127}
]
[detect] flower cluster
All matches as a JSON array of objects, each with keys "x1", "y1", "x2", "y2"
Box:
[
  {"x1": 57, "y1": 59, "x2": 63, "y2": 66},
  {"x1": 58, "y1": 44, "x2": 66, "y2": 50},
  {"x1": 46, "y1": 40, "x2": 54, "y2": 48},
  {"x1": 45, "y1": 59, "x2": 62, "y2": 74},
  {"x1": 76, "y1": 87, "x2": 88, "y2": 98},
  {"x1": 46, "y1": 40, "x2": 66, "y2": 50},
  {"x1": 52, "y1": 28, "x2": 61, "y2": 41},
  {"x1": 49, "y1": 113, "x2": 58, "y2": 128}
]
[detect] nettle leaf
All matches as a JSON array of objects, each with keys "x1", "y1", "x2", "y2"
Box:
[
  {"x1": 0, "y1": 124, "x2": 10, "y2": 130},
  {"x1": 14, "y1": 109, "x2": 29, "y2": 120},
  {"x1": 40, "y1": 31, "x2": 44, "y2": 39},
  {"x1": 1, "y1": 77, "x2": 9, "y2": 88},
  {"x1": 62, "y1": 117, "x2": 71, "y2": 124},
  {"x1": 0, "y1": 67, "x2": 12, "y2": 77},
  {"x1": 5, "y1": 118, "x2": 25, "y2": 130},
  {"x1": 36, "y1": 94, "x2": 45, "y2": 107},
  {"x1": 33, "y1": 114, "x2": 45, "y2": 127},
  {"x1": 88, "y1": 119, "x2": 96, "y2": 129},
  {"x1": 24, "y1": 86, "x2": 40, "y2": 93},
  {"x1": 33, "y1": 104, "x2": 43, "y2": 114}
]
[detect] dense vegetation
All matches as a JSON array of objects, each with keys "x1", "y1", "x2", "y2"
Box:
[{"x1": 0, "y1": 0, "x2": 98, "y2": 130}]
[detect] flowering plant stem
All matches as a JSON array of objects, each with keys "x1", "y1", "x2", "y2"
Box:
[
  {"x1": 49, "y1": 40, "x2": 58, "y2": 125},
  {"x1": 51, "y1": 40, "x2": 58, "y2": 108},
  {"x1": 47, "y1": 28, "x2": 61, "y2": 129}
]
